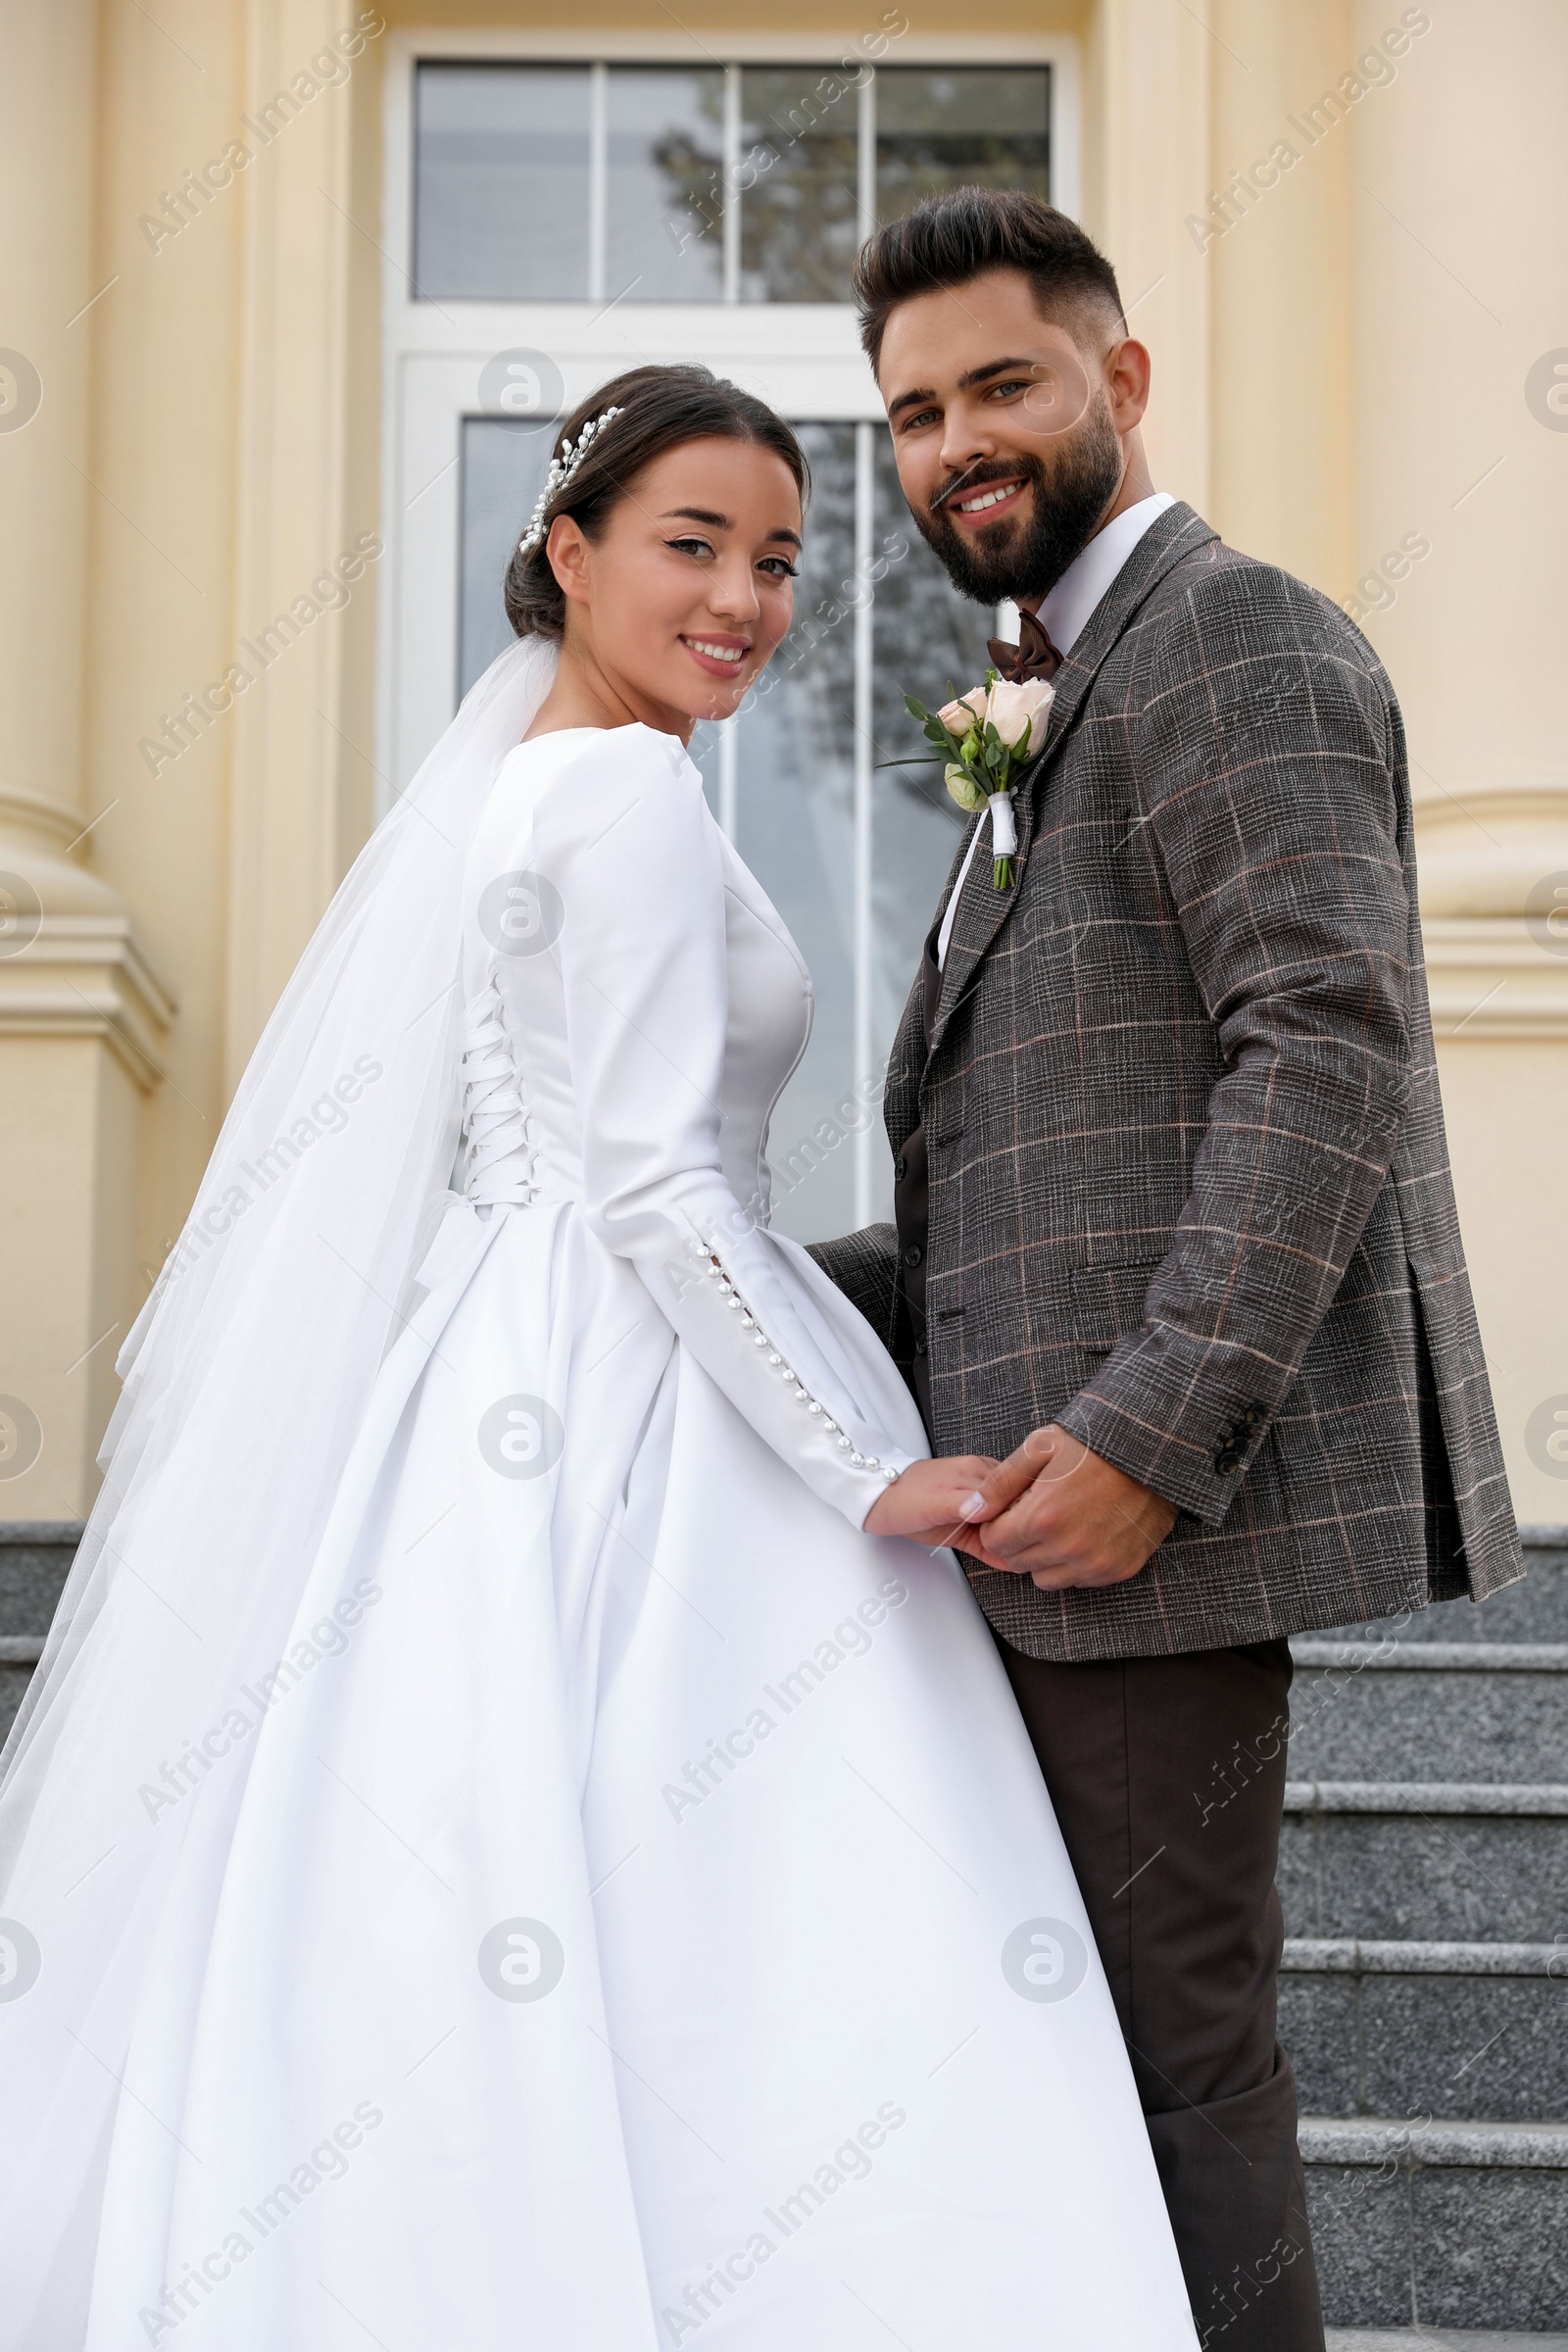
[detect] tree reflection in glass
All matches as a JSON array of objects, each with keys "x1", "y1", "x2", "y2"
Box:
[
  {"x1": 870, "y1": 432, "x2": 991, "y2": 1104},
  {"x1": 876, "y1": 68, "x2": 1051, "y2": 224},
  {"x1": 738, "y1": 70, "x2": 861, "y2": 305},
  {"x1": 612, "y1": 68, "x2": 726, "y2": 302},
  {"x1": 735, "y1": 424, "x2": 858, "y2": 1237}
]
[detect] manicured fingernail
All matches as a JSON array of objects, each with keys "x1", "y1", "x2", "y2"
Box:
[{"x1": 961, "y1": 1492, "x2": 986, "y2": 1517}]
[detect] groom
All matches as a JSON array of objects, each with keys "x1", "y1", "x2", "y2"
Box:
[{"x1": 816, "y1": 188, "x2": 1523, "y2": 2348}]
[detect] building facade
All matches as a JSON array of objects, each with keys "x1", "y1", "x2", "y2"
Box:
[{"x1": 2, "y1": 0, "x2": 1565, "y2": 1524}]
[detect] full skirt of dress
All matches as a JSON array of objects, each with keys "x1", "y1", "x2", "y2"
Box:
[{"x1": 41, "y1": 1193, "x2": 1199, "y2": 2350}]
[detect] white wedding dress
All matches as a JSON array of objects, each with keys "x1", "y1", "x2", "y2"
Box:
[{"x1": 1, "y1": 715, "x2": 1198, "y2": 2348}]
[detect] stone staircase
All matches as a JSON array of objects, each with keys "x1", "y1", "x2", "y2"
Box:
[
  {"x1": 3, "y1": 1521, "x2": 1566, "y2": 2339},
  {"x1": 0, "y1": 1521, "x2": 77, "y2": 1746},
  {"x1": 1284, "y1": 1527, "x2": 1568, "y2": 2337}
]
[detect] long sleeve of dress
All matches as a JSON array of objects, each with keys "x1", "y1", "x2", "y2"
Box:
[{"x1": 530, "y1": 726, "x2": 923, "y2": 1529}]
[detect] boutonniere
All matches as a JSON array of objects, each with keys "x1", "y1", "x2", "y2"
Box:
[{"x1": 890, "y1": 672, "x2": 1054, "y2": 890}]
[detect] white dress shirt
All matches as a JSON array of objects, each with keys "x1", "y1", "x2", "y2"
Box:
[{"x1": 935, "y1": 490, "x2": 1176, "y2": 970}]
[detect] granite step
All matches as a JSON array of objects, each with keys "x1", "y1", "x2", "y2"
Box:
[
  {"x1": 1286, "y1": 1642, "x2": 1568, "y2": 1784},
  {"x1": 0, "y1": 1632, "x2": 42, "y2": 1745},
  {"x1": 1324, "y1": 1533, "x2": 1568, "y2": 1646},
  {"x1": 1279, "y1": 1782, "x2": 1568, "y2": 1943},
  {"x1": 1281, "y1": 1939, "x2": 1568, "y2": 2122},
  {"x1": 1327, "y1": 2333, "x2": 1568, "y2": 2348},
  {"x1": 1300, "y1": 2118, "x2": 1568, "y2": 2332},
  {"x1": 0, "y1": 1519, "x2": 79, "y2": 1635}
]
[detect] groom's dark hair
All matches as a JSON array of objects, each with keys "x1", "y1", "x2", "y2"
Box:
[{"x1": 854, "y1": 187, "x2": 1127, "y2": 375}]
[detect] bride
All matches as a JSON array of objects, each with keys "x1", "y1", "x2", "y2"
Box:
[{"x1": 0, "y1": 365, "x2": 1198, "y2": 2349}]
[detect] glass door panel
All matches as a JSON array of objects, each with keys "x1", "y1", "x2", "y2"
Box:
[
  {"x1": 459, "y1": 415, "x2": 557, "y2": 699},
  {"x1": 734, "y1": 422, "x2": 858, "y2": 1240},
  {"x1": 869, "y1": 430, "x2": 985, "y2": 1091}
]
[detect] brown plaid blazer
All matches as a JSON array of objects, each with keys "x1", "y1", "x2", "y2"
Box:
[{"x1": 811, "y1": 502, "x2": 1523, "y2": 1661}]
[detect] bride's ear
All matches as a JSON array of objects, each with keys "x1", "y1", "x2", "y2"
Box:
[{"x1": 545, "y1": 513, "x2": 594, "y2": 614}]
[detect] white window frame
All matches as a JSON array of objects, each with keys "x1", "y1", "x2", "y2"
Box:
[{"x1": 375, "y1": 25, "x2": 1079, "y2": 1220}]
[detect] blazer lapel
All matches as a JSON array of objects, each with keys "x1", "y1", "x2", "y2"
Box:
[{"x1": 927, "y1": 502, "x2": 1217, "y2": 1059}]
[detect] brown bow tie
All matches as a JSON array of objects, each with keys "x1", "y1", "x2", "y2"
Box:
[{"x1": 986, "y1": 607, "x2": 1063, "y2": 684}]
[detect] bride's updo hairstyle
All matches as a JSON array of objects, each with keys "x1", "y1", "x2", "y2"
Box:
[{"x1": 504, "y1": 364, "x2": 809, "y2": 643}]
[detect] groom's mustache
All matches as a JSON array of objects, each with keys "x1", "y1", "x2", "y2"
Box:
[{"x1": 928, "y1": 455, "x2": 1042, "y2": 516}]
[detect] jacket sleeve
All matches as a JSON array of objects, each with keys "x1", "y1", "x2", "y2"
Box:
[
  {"x1": 806, "y1": 1225, "x2": 901, "y2": 1350},
  {"x1": 1055, "y1": 566, "x2": 1414, "y2": 1526},
  {"x1": 540, "y1": 729, "x2": 921, "y2": 1527}
]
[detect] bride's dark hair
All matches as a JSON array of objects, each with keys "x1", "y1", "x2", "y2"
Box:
[{"x1": 504, "y1": 365, "x2": 810, "y2": 642}]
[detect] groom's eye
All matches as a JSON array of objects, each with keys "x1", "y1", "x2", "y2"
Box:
[{"x1": 988, "y1": 377, "x2": 1034, "y2": 402}]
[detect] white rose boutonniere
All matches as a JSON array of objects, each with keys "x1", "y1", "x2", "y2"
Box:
[{"x1": 891, "y1": 670, "x2": 1055, "y2": 889}]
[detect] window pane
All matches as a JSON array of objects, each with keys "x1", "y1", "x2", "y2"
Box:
[
  {"x1": 606, "y1": 68, "x2": 726, "y2": 303},
  {"x1": 739, "y1": 69, "x2": 860, "y2": 304},
  {"x1": 735, "y1": 423, "x2": 858, "y2": 1239},
  {"x1": 875, "y1": 67, "x2": 1050, "y2": 223},
  {"x1": 869, "y1": 431, "x2": 989, "y2": 1200},
  {"x1": 459, "y1": 415, "x2": 560, "y2": 698},
  {"x1": 415, "y1": 64, "x2": 590, "y2": 299}
]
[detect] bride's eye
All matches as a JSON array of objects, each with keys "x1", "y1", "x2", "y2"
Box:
[
  {"x1": 758, "y1": 556, "x2": 799, "y2": 579},
  {"x1": 663, "y1": 535, "x2": 715, "y2": 561}
]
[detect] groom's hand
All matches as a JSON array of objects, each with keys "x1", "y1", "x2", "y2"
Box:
[{"x1": 955, "y1": 1425, "x2": 1177, "y2": 1589}]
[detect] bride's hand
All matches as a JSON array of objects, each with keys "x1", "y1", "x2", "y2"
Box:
[{"x1": 862, "y1": 1456, "x2": 1002, "y2": 1548}]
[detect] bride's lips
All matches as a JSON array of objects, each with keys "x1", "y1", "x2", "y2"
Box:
[
  {"x1": 945, "y1": 475, "x2": 1028, "y2": 526},
  {"x1": 680, "y1": 633, "x2": 752, "y2": 681}
]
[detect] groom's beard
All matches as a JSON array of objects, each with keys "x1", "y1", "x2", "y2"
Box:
[{"x1": 912, "y1": 399, "x2": 1125, "y2": 606}]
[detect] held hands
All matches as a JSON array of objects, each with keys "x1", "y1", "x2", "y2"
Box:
[
  {"x1": 946, "y1": 1423, "x2": 1177, "y2": 1590},
  {"x1": 862, "y1": 1455, "x2": 1005, "y2": 1550}
]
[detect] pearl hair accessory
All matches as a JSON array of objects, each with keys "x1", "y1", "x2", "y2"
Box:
[{"x1": 515, "y1": 404, "x2": 625, "y2": 557}]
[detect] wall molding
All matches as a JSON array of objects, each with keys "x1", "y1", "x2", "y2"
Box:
[
  {"x1": 0, "y1": 917, "x2": 174, "y2": 1089},
  {"x1": 1424, "y1": 917, "x2": 1568, "y2": 1042}
]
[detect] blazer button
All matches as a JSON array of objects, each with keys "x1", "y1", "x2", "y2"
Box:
[
  {"x1": 904, "y1": 1244, "x2": 923, "y2": 1269},
  {"x1": 894, "y1": 1153, "x2": 907, "y2": 1181},
  {"x1": 1213, "y1": 1444, "x2": 1244, "y2": 1475},
  {"x1": 914, "y1": 1335, "x2": 928, "y2": 1355}
]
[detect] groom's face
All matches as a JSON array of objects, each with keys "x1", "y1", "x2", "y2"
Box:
[{"x1": 876, "y1": 268, "x2": 1146, "y2": 606}]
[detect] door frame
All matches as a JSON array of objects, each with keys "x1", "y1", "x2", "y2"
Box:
[{"x1": 375, "y1": 24, "x2": 1080, "y2": 800}]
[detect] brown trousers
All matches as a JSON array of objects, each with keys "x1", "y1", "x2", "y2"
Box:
[{"x1": 994, "y1": 1632, "x2": 1326, "y2": 2352}]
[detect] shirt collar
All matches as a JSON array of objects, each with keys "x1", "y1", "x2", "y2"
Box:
[{"x1": 1033, "y1": 490, "x2": 1176, "y2": 657}]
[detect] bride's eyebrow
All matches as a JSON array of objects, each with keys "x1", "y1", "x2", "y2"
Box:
[{"x1": 660, "y1": 506, "x2": 802, "y2": 550}]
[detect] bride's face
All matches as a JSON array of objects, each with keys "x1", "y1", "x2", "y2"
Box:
[{"x1": 547, "y1": 435, "x2": 804, "y2": 725}]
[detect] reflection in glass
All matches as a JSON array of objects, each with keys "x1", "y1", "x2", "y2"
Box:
[
  {"x1": 735, "y1": 424, "x2": 858, "y2": 1240},
  {"x1": 875, "y1": 67, "x2": 1050, "y2": 223},
  {"x1": 460, "y1": 417, "x2": 559, "y2": 699},
  {"x1": 870, "y1": 433, "x2": 986, "y2": 1167},
  {"x1": 608, "y1": 69, "x2": 726, "y2": 303},
  {"x1": 738, "y1": 70, "x2": 861, "y2": 304},
  {"x1": 415, "y1": 65, "x2": 590, "y2": 299}
]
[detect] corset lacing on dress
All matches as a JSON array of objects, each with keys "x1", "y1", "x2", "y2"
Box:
[{"x1": 460, "y1": 978, "x2": 538, "y2": 1208}]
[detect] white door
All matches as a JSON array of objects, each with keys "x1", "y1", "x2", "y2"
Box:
[{"x1": 378, "y1": 29, "x2": 1078, "y2": 1234}]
